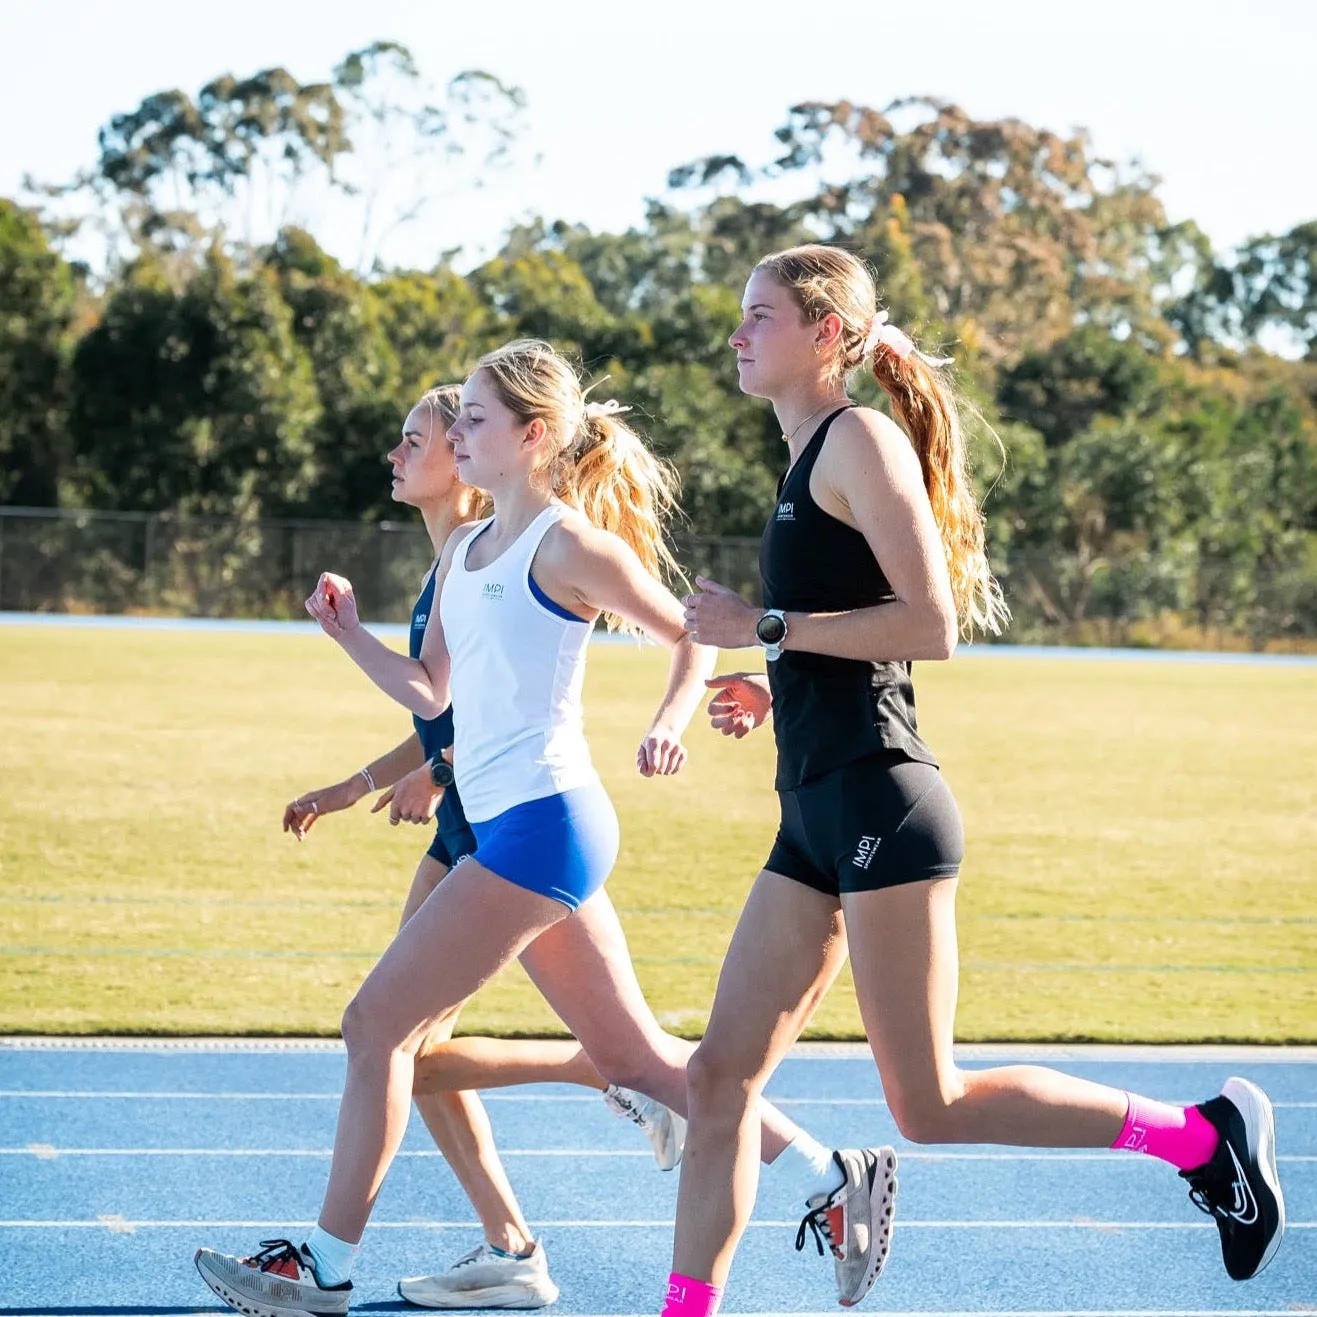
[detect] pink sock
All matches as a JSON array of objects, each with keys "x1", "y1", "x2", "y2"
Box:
[
  {"x1": 1112, "y1": 1092, "x2": 1219, "y2": 1171},
  {"x1": 661, "y1": 1273, "x2": 723, "y2": 1317}
]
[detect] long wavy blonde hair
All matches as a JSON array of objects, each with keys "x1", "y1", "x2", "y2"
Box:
[
  {"x1": 757, "y1": 244, "x2": 1008, "y2": 637},
  {"x1": 474, "y1": 340, "x2": 682, "y2": 631}
]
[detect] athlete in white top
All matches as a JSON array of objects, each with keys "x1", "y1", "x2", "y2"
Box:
[{"x1": 193, "y1": 340, "x2": 882, "y2": 1317}]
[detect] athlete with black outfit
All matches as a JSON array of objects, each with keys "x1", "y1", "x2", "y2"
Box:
[{"x1": 658, "y1": 245, "x2": 1284, "y2": 1317}]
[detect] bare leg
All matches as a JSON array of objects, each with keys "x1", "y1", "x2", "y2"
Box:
[
  {"x1": 395, "y1": 854, "x2": 536, "y2": 1252},
  {"x1": 415, "y1": 1036, "x2": 605, "y2": 1095},
  {"x1": 671, "y1": 872, "x2": 848, "y2": 1285},
  {"x1": 319, "y1": 858, "x2": 568, "y2": 1243},
  {"x1": 846, "y1": 876, "x2": 1127, "y2": 1145},
  {"x1": 520, "y1": 886, "x2": 838, "y2": 1166}
]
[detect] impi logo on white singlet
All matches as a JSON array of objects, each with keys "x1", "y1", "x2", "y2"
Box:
[{"x1": 482, "y1": 582, "x2": 505, "y2": 601}]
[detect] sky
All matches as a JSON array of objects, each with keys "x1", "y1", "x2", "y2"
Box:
[{"x1": 1, "y1": 0, "x2": 1314, "y2": 272}]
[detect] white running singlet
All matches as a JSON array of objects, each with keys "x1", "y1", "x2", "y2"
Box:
[{"x1": 439, "y1": 503, "x2": 599, "y2": 822}]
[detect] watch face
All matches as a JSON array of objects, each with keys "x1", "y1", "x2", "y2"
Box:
[
  {"x1": 431, "y1": 760, "x2": 455, "y2": 788},
  {"x1": 756, "y1": 612, "x2": 786, "y2": 645}
]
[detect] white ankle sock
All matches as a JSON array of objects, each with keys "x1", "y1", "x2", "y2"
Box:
[
  {"x1": 780, "y1": 1133, "x2": 845, "y2": 1201},
  {"x1": 305, "y1": 1225, "x2": 358, "y2": 1286}
]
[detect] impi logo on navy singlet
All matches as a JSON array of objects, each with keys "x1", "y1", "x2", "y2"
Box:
[{"x1": 413, "y1": 613, "x2": 427, "y2": 628}]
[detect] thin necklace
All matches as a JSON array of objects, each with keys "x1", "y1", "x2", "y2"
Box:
[{"x1": 781, "y1": 397, "x2": 851, "y2": 445}]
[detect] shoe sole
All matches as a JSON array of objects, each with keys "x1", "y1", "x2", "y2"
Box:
[
  {"x1": 1223, "y1": 1076, "x2": 1285, "y2": 1278},
  {"x1": 840, "y1": 1146, "x2": 899, "y2": 1308},
  {"x1": 655, "y1": 1111, "x2": 688, "y2": 1172},
  {"x1": 397, "y1": 1279, "x2": 560, "y2": 1309},
  {"x1": 195, "y1": 1251, "x2": 349, "y2": 1317}
]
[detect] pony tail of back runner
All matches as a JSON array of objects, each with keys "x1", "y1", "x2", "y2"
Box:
[{"x1": 757, "y1": 243, "x2": 1008, "y2": 638}]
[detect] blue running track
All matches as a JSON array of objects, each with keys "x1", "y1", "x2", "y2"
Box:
[{"x1": 0, "y1": 1040, "x2": 1313, "y2": 1315}]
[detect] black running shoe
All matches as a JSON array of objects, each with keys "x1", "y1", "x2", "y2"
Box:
[{"x1": 1179, "y1": 1076, "x2": 1285, "y2": 1280}]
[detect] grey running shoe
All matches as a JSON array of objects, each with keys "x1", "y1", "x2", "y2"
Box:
[
  {"x1": 1180, "y1": 1076, "x2": 1285, "y2": 1280},
  {"x1": 795, "y1": 1147, "x2": 898, "y2": 1307},
  {"x1": 194, "y1": 1238, "x2": 351, "y2": 1316},
  {"x1": 399, "y1": 1240, "x2": 559, "y2": 1309},
  {"x1": 603, "y1": 1083, "x2": 686, "y2": 1171}
]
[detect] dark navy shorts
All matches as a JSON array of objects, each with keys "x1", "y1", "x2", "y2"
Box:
[
  {"x1": 766, "y1": 753, "x2": 964, "y2": 897},
  {"x1": 426, "y1": 820, "x2": 476, "y2": 870},
  {"x1": 470, "y1": 782, "x2": 619, "y2": 911}
]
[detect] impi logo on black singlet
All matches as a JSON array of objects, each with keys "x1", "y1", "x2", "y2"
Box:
[
  {"x1": 482, "y1": 582, "x2": 505, "y2": 601},
  {"x1": 852, "y1": 835, "x2": 879, "y2": 869},
  {"x1": 776, "y1": 501, "x2": 795, "y2": 522}
]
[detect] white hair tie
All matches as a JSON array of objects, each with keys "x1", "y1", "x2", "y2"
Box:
[
  {"x1": 584, "y1": 398, "x2": 631, "y2": 421},
  {"x1": 863, "y1": 311, "x2": 954, "y2": 368}
]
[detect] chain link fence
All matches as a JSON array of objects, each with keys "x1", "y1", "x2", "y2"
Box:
[{"x1": 2, "y1": 506, "x2": 1314, "y2": 648}]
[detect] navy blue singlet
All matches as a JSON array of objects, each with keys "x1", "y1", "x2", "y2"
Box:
[{"x1": 410, "y1": 565, "x2": 472, "y2": 847}]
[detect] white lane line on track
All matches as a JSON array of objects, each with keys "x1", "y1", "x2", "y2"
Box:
[
  {"x1": 3, "y1": 1090, "x2": 1316, "y2": 1109},
  {"x1": 1, "y1": 1218, "x2": 1314, "y2": 1229},
  {"x1": 5, "y1": 1038, "x2": 1317, "y2": 1063},
  {"x1": 5, "y1": 1146, "x2": 1316, "y2": 1162}
]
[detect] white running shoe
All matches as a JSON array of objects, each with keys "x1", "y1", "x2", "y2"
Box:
[
  {"x1": 795, "y1": 1147, "x2": 899, "y2": 1307},
  {"x1": 398, "y1": 1240, "x2": 559, "y2": 1309},
  {"x1": 603, "y1": 1083, "x2": 687, "y2": 1171},
  {"x1": 195, "y1": 1238, "x2": 351, "y2": 1316}
]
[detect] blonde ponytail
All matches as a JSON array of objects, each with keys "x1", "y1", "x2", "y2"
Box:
[
  {"x1": 475, "y1": 341, "x2": 683, "y2": 633},
  {"x1": 869, "y1": 349, "x2": 1008, "y2": 636}
]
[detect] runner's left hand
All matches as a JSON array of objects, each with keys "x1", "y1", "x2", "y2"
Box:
[
  {"x1": 373, "y1": 762, "x2": 443, "y2": 826},
  {"x1": 637, "y1": 725, "x2": 688, "y2": 777},
  {"x1": 683, "y1": 575, "x2": 758, "y2": 648}
]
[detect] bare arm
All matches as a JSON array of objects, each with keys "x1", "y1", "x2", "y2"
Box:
[
  {"x1": 282, "y1": 731, "x2": 427, "y2": 840},
  {"x1": 536, "y1": 519, "x2": 718, "y2": 774},
  {"x1": 306, "y1": 527, "x2": 474, "y2": 718},
  {"x1": 686, "y1": 409, "x2": 957, "y2": 662}
]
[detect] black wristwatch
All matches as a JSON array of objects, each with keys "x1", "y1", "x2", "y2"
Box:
[
  {"x1": 755, "y1": 609, "x2": 788, "y2": 661},
  {"x1": 429, "y1": 758, "x2": 456, "y2": 789}
]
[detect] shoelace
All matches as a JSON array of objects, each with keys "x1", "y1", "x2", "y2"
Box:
[
  {"x1": 1181, "y1": 1162, "x2": 1234, "y2": 1223},
  {"x1": 609, "y1": 1091, "x2": 649, "y2": 1127},
  {"x1": 795, "y1": 1205, "x2": 839, "y2": 1258},
  {"x1": 247, "y1": 1239, "x2": 305, "y2": 1273}
]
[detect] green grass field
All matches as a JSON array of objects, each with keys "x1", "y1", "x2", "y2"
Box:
[{"x1": 1, "y1": 626, "x2": 1313, "y2": 1041}]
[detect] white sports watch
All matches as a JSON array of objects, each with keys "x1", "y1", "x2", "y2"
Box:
[{"x1": 755, "y1": 609, "x2": 789, "y2": 661}]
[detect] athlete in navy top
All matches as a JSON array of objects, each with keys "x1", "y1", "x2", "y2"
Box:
[{"x1": 408, "y1": 564, "x2": 474, "y2": 866}]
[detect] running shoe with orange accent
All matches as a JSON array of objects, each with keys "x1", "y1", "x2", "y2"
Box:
[
  {"x1": 795, "y1": 1147, "x2": 898, "y2": 1307},
  {"x1": 194, "y1": 1238, "x2": 351, "y2": 1316}
]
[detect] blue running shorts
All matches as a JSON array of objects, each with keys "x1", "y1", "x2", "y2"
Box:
[{"x1": 470, "y1": 782, "x2": 619, "y2": 911}]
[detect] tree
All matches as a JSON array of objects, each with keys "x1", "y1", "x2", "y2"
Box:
[
  {"x1": 0, "y1": 200, "x2": 77, "y2": 505},
  {"x1": 69, "y1": 248, "x2": 319, "y2": 516}
]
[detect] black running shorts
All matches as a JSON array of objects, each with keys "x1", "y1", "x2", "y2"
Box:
[{"x1": 765, "y1": 753, "x2": 964, "y2": 896}]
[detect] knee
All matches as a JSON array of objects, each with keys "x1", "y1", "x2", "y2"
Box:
[
  {"x1": 685, "y1": 1041, "x2": 757, "y2": 1116},
  {"x1": 884, "y1": 1077, "x2": 964, "y2": 1145},
  {"x1": 340, "y1": 987, "x2": 402, "y2": 1063}
]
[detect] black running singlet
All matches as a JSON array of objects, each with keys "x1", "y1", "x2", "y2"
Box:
[{"x1": 759, "y1": 407, "x2": 938, "y2": 789}]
